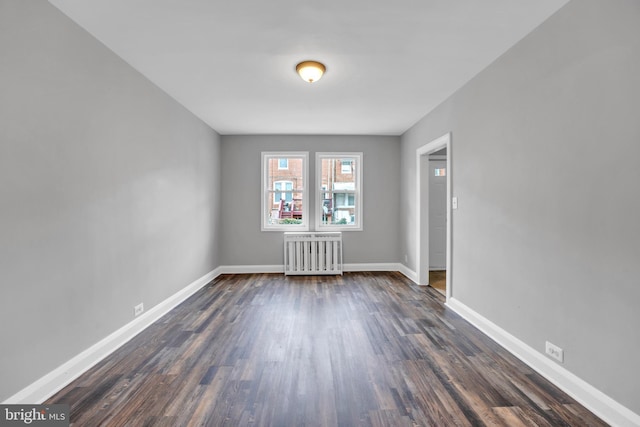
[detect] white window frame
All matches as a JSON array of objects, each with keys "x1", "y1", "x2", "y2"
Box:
[
  {"x1": 261, "y1": 152, "x2": 309, "y2": 231},
  {"x1": 315, "y1": 152, "x2": 363, "y2": 231},
  {"x1": 278, "y1": 158, "x2": 289, "y2": 170}
]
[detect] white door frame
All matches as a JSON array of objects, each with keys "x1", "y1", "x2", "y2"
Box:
[{"x1": 416, "y1": 132, "x2": 452, "y2": 301}]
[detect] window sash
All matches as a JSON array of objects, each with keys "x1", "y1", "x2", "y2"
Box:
[
  {"x1": 315, "y1": 152, "x2": 362, "y2": 231},
  {"x1": 262, "y1": 152, "x2": 308, "y2": 231}
]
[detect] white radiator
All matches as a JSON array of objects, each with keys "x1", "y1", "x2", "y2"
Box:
[{"x1": 284, "y1": 232, "x2": 343, "y2": 275}]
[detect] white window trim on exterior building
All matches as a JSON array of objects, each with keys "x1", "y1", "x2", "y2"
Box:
[
  {"x1": 341, "y1": 159, "x2": 353, "y2": 174},
  {"x1": 261, "y1": 152, "x2": 309, "y2": 231},
  {"x1": 315, "y1": 152, "x2": 363, "y2": 231},
  {"x1": 273, "y1": 180, "x2": 293, "y2": 203}
]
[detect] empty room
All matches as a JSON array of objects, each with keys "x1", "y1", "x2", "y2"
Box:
[{"x1": 1, "y1": 0, "x2": 639, "y2": 426}]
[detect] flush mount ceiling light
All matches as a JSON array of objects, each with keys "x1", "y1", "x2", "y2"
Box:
[{"x1": 296, "y1": 60, "x2": 326, "y2": 83}]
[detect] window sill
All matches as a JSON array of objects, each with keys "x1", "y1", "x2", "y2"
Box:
[
  {"x1": 316, "y1": 226, "x2": 362, "y2": 232},
  {"x1": 262, "y1": 225, "x2": 310, "y2": 232}
]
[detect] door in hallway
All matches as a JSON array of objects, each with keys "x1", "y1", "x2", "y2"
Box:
[{"x1": 429, "y1": 159, "x2": 446, "y2": 269}]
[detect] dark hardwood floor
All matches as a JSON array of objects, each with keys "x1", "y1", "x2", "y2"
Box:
[{"x1": 47, "y1": 272, "x2": 607, "y2": 426}]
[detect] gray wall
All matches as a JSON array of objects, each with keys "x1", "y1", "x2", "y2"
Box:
[
  {"x1": 0, "y1": 1, "x2": 221, "y2": 401},
  {"x1": 220, "y1": 135, "x2": 401, "y2": 266},
  {"x1": 400, "y1": 0, "x2": 640, "y2": 413}
]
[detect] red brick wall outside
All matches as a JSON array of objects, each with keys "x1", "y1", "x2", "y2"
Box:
[
  {"x1": 320, "y1": 158, "x2": 355, "y2": 190},
  {"x1": 268, "y1": 158, "x2": 304, "y2": 211}
]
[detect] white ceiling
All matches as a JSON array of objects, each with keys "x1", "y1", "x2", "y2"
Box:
[{"x1": 48, "y1": 0, "x2": 568, "y2": 135}]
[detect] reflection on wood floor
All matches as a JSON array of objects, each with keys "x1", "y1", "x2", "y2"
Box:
[{"x1": 47, "y1": 272, "x2": 606, "y2": 426}]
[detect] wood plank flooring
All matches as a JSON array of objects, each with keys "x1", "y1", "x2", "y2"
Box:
[
  {"x1": 47, "y1": 272, "x2": 607, "y2": 426},
  {"x1": 428, "y1": 271, "x2": 446, "y2": 296}
]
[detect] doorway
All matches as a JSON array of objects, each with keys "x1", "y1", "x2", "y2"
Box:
[
  {"x1": 416, "y1": 133, "x2": 452, "y2": 301},
  {"x1": 428, "y1": 153, "x2": 447, "y2": 295}
]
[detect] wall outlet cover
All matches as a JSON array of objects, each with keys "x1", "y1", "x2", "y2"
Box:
[
  {"x1": 134, "y1": 303, "x2": 144, "y2": 317},
  {"x1": 545, "y1": 341, "x2": 564, "y2": 363}
]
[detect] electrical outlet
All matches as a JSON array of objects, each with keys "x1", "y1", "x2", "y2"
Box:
[
  {"x1": 545, "y1": 341, "x2": 564, "y2": 363},
  {"x1": 134, "y1": 303, "x2": 144, "y2": 317}
]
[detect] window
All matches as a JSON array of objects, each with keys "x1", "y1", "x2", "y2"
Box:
[
  {"x1": 316, "y1": 153, "x2": 362, "y2": 231},
  {"x1": 274, "y1": 180, "x2": 293, "y2": 203},
  {"x1": 262, "y1": 152, "x2": 308, "y2": 231},
  {"x1": 341, "y1": 159, "x2": 353, "y2": 174}
]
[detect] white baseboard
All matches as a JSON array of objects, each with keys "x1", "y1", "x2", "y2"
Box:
[
  {"x1": 397, "y1": 264, "x2": 419, "y2": 284},
  {"x1": 217, "y1": 263, "x2": 407, "y2": 275},
  {"x1": 343, "y1": 262, "x2": 401, "y2": 272},
  {"x1": 217, "y1": 265, "x2": 284, "y2": 274},
  {"x1": 446, "y1": 297, "x2": 640, "y2": 427},
  {"x1": 3, "y1": 268, "x2": 221, "y2": 405}
]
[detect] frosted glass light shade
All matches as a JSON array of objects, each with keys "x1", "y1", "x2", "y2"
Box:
[{"x1": 296, "y1": 61, "x2": 326, "y2": 83}]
